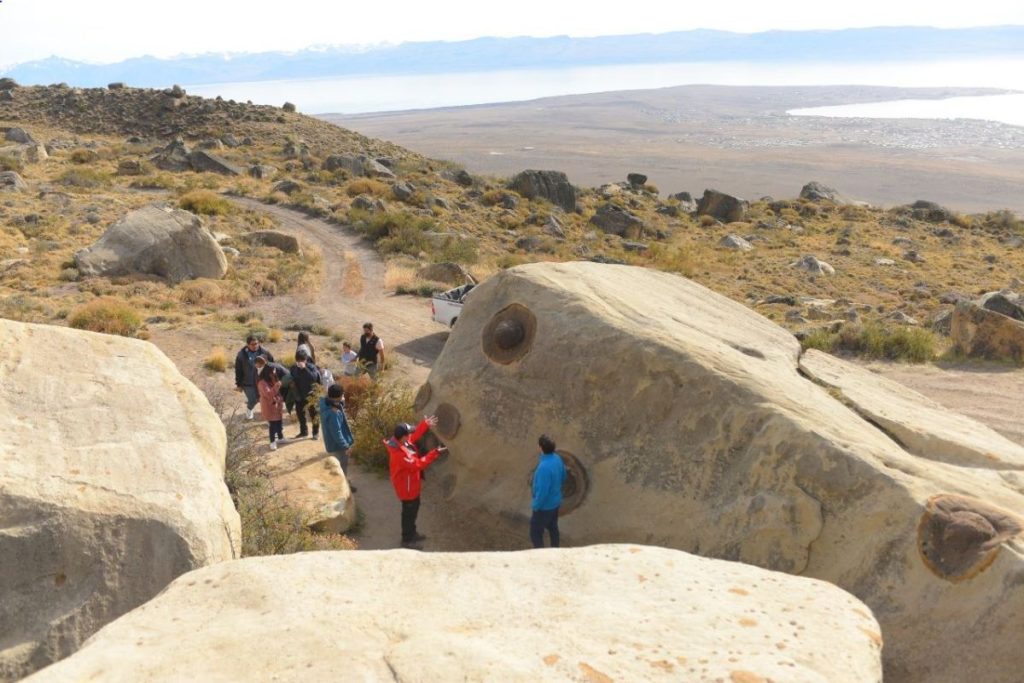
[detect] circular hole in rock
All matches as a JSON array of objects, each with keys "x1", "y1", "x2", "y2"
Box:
[
  {"x1": 482, "y1": 303, "x2": 537, "y2": 364},
  {"x1": 525, "y1": 450, "x2": 589, "y2": 516},
  {"x1": 413, "y1": 382, "x2": 432, "y2": 412},
  {"x1": 434, "y1": 403, "x2": 461, "y2": 440}
]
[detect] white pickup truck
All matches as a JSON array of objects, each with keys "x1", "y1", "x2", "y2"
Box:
[{"x1": 431, "y1": 284, "x2": 475, "y2": 327}]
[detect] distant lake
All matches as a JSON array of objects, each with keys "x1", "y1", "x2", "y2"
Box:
[
  {"x1": 186, "y1": 57, "x2": 1024, "y2": 118},
  {"x1": 789, "y1": 93, "x2": 1024, "y2": 128}
]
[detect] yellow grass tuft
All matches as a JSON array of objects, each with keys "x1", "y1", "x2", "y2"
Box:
[
  {"x1": 68, "y1": 298, "x2": 142, "y2": 337},
  {"x1": 203, "y1": 346, "x2": 229, "y2": 372}
]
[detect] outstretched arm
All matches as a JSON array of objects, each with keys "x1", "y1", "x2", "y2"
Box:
[{"x1": 409, "y1": 415, "x2": 439, "y2": 444}]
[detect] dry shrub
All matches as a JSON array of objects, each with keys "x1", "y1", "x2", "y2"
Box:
[
  {"x1": 698, "y1": 214, "x2": 716, "y2": 227},
  {"x1": 68, "y1": 298, "x2": 142, "y2": 337},
  {"x1": 348, "y1": 380, "x2": 414, "y2": 474},
  {"x1": 342, "y1": 250, "x2": 364, "y2": 296},
  {"x1": 179, "y1": 190, "x2": 232, "y2": 216},
  {"x1": 267, "y1": 328, "x2": 283, "y2": 343},
  {"x1": 345, "y1": 178, "x2": 387, "y2": 197},
  {"x1": 69, "y1": 149, "x2": 100, "y2": 164},
  {"x1": 204, "y1": 347, "x2": 229, "y2": 372},
  {"x1": 384, "y1": 262, "x2": 418, "y2": 292},
  {"x1": 59, "y1": 167, "x2": 111, "y2": 189},
  {"x1": 177, "y1": 278, "x2": 224, "y2": 305}
]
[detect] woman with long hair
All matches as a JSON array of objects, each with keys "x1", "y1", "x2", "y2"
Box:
[{"x1": 296, "y1": 331, "x2": 317, "y2": 365}]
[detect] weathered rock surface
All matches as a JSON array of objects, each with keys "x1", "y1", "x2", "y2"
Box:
[
  {"x1": 3, "y1": 127, "x2": 36, "y2": 144},
  {"x1": 25, "y1": 546, "x2": 882, "y2": 683},
  {"x1": 801, "y1": 349, "x2": 1024, "y2": 469},
  {"x1": 508, "y1": 170, "x2": 577, "y2": 212},
  {"x1": 323, "y1": 154, "x2": 395, "y2": 179},
  {"x1": 589, "y1": 202, "x2": 645, "y2": 238},
  {"x1": 188, "y1": 150, "x2": 242, "y2": 176},
  {"x1": 0, "y1": 143, "x2": 48, "y2": 163},
  {"x1": 718, "y1": 234, "x2": 753, "y2": 251},
  {"x1": 696, "y1": 188, "x2": 748, "y2": 222},
  {"x1": 248, "y1": 164, "x2": 277, "y2": 179},
  {"x1": 0, "y1": 320, "x2": 239, "y2": 680},
  {"x1": 115, "y1": 159, "x2": 145, "y2": 176},
  {"x1": 0, "y1": 171, "x2": 27, "y2": 192},
  {"x1": 908, "y1": 200, "x2": 954, "y2": 223},
  {"x1": 75, "y1": 204, "x2": 227, "y2": 283},
  {"x1": 419, "y1": 262, "x2": 1024, "y2": 683},
  {"x1": 242, "y1": 230, "x2": 301, "y2": 254},
  {"x1": 952, "y1": 299, "x2": 1024, "y2": 363},
  {"x1": 791, "y1": 254, "x2": 835, "y2": 275},
  {"x1": 417, "y1": 261, "x2": 475, "y2": 285},
  {"x1": 800, "y1": 181, "x2": 850, "y2": 203},
  {"x1": 977, "y1": 290, "x2": 1024, "y2": 321},
  {"x1": 265, "y1": 440, "x2": 354, "y2": 534},
  {"x1": 149, "y1": 137, "x2": 191, "y2": 172}
]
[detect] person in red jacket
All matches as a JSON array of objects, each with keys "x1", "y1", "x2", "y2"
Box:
[{"x1": 385, "y1": 415, "x2": 447, "y2": 549}]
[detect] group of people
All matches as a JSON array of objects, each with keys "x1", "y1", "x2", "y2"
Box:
[{"x1": 233, "y1": 327, "x2": 568, "y2": 550}]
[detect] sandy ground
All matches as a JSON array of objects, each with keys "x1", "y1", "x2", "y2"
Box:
[
  {"x1": 149, "y1": 199, "x2": 1024, "y2": 554},
  {"x1": 328, "y1": 84, "x2": 1024, "y2": 213}
]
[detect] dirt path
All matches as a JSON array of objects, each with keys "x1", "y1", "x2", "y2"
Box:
[{"x1": 860, "y1": 360, "x2": 1024, "y2": 446}]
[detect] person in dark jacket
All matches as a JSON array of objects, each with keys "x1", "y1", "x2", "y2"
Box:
[
  {"x1": 385, "y1": 415, "x2": 446, "y2": 549},
  {"x1": 357, "y1": 322, "x2": 385, "y2": 379},
  {"x1": 289, "y1": 349, "x2": 321, "y2": 439},
  {"x1": 319, "y1": 384, "x2": 356, "y2": 491},
  {"x1": 234, "y1": 335, "x2": 274, "y2": 419},
  {"x1": 530, "y1": 434, "x2": 567, "y2": 548}
]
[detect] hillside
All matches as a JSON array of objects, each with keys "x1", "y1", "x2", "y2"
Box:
[{"x1": 2, "y1": 82, "x2": 1024, "y2": 364}]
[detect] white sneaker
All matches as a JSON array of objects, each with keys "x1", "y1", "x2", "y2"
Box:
[
  {"x1": 270, "y1": 440, "x2": 278, "y2": 451},
  {"x1": 246, "y1": 408, "x2": 254, "y2": 420}
]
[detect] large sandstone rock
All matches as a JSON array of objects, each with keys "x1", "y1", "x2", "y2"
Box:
[
  {"x1": 418, "y1": 262, "x2": 1024, "y2": 683},
  {"x1": 800, "y1": 349, "x2": 1024, "y2": 469},
  {"x1": 75, "y1": 204, "x2": 227, "y2": 283},
  {"x1": 265, "y1": 440, "x2": 354, "y2": 533},
  {"x1": 0, "y1": 320, "x2": 240, "y2": 680},
  {"x1": 696, "y1": 188, "x2": 748, "y2": 222},
  {"x1": 952, "y1": 299, "x2": 1024, "y2": 363},
  {"x1": 0, "y1": 143, "x2": 48, "y2": 163},
  {"x1": 242, "y1": 230, "x2": 301, "y2": 254},
  {"x1": 25, "y1": 546, "x2": 882, "y2": 683},
  {"x1": 188, "y1": 150, "x2": 242, "y2": 176},
  {"x1": 508, "y1": 170, "x2": 577, "y2": 212}
]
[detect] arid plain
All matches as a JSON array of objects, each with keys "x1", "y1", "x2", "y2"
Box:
[{"x1": 329, "y1": 84, "x2": 1024, "y2": 213}]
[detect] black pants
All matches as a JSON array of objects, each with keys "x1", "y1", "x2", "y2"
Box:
[
  {"x1": 530, "y1": 507, "x2": 560, "y2": 548},
  {"x1": 295, "y1": 397, "x2": 318, "y2": 435},
  {"x1": 267, "y1": 420, "x2": 283, "y2": 443},
  {"x1": 401, "y1": 497, "x2": 421, "y2": 542}
]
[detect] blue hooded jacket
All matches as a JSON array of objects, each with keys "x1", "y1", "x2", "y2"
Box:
[
  {"x1": 318, "y1": 397, "x2": 353, "y2": 453},
  {"x1": 532, "y1": 452, "x2": 566, "y2": 511}
]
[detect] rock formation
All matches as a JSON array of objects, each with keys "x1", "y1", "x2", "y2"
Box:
[
  {"x1": 417, "y1": 261, "x2": 475, "y2": 285},
  {"x1": 0, "y1": 171, "x2": 27, "y2": 193},
  {"x1": 0, "y1": 320, "x2": 240, "y2": 679},
  {"x1": 508, "y1": 170, "x2": 577, "y2": 213},
  {"x1": 416, "y1": 262, "x2": 1024, "y2": 683},
  {"x1": 242, "y1": 230, "x2": 302, "y2": 254},
  {"x1": 75, "y1": 204, "x2": 227, "y2": 283},
  {"x1": 265, "y1": 440, "x2": 355, "y2": 534},
  {"x1": 589, "y1": 202, "x2": 645, "y2": 238},
  {"x1": 800, "y1": 181, "x2": 850, "y2": 204},
  {"x1": 952, "y1": 299, "x2": 1024, "y2": 363},
  {"x1": 696, "y1": 188, "x2": 748, "y2": 222},
  {"x1": 25, "y1": 546, "x2": 883, "y2": 683}
]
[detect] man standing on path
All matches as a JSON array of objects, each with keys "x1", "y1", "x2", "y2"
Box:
[
  {"x1": 319, "y1": 384, "x2": 356, "y2": 492},
  {"x1": 358, "y1": 322, "x2": 385, "y2": 379},
  {"x1": 530, "y1": 434, "x2": 567, "y2": 548},
  {"x1": 234, "y1": 334, "x2": 274, "y2": 420},
  {"x1": 385, "y1": 416, "x2": 446, "y2": 549},
  {"x1": 289, "y1": 349, "x2": 321, "y2": 439}
]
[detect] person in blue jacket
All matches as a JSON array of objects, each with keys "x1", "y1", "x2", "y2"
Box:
[
  {"x1": 530, "y1": 434, "x2": 567, "y2": 548},
  {"x1": 319, "y1": 383, "x2": 356, "y2": 492}
]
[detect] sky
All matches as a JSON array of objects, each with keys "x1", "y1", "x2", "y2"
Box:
[{"x1": 2, "y1": 0, "x2": 1024, "y2": 68}]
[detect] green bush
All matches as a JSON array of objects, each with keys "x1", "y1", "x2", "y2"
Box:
[
  {"x1": 349, "y1": 380, "x2": 415, "y2": 474},
  {"x1": 435, "y1": 236, "x2": 479, "y2": 264},
  {"x1": 68, "y1": 298, "x2": 142, "y2": 336},
  {"x1": 130, "y1": 174, "x2": 177, "y2": 190},
  {"x1": 59, "y1": 167, "x2": 111, "y2": 188},
  {"x1": 179, "y1": 190, "x2": 233, "y2": 216},
  {"x1": 801, "y1": 323, "x2": 937, "y2": 363}
]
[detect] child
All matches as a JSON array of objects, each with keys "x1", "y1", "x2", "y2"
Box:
[
  {"x1": 341, "y1": 341, "x2": 359, "y2": 376},
  {"x1": 257, "y1": 364, "x2": 285, "y2": 450}
]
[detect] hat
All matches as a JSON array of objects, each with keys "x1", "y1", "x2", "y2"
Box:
[{"x1": 394, "y1": 422, "x2": 413, "y2": 439}]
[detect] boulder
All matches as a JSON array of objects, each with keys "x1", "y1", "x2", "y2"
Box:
[
  {"x1": 265, "y1": 439, "x2": 354, "y2": 533},
  {"x1": 791, "y1": 254, "x2": 835, "y2": 275},
  {"x1": 418, "y1": 262, "x2": 1024, "y2": 682},
  {"x1": 696, "y1": 189, "x2": 748, "y2": 222},
  {"x1": 75, "y1": 205, "x2": 227, "y2": 283},
  {"x1": 271, "y1": 179, "x2": 301, "y2": 195},
  {"x1": 0, "y1": 142, "x2": 48, "y2": 163},
  {"x1": 3, "y1": 127, "x2": 36, "y2": 144},
  {"x1": 188, "y1": 150, "x2": 242, "y2": 176},
  {"x1": 626, "y1": 172, "x2": 647, "y2": 188},
  {"x1": 909, "y1": 200, "x2": 954, "y2": 223},
  {"x1": 508, "y1": 170, "x2": 577, "y2": 213},
  {"x1": 543, "y1": 215, "x2": 565, "y2": 239},
  {"x1": 149, "y1": 138, "x2": 191, "y2": 172},
  {"x1": 242, "y1": 230, "x2": 301, "y2": 254},
  {"x1": 0, "y1": 171, "x2": 27, "y2": 193},
  {"x1": 718, "y1": 234, "x2": 753, "y2": 251},
  {"x1": 116, "y1": 159, "x2": 145, "y2": 176},
  {"x1": 669, "y1": 191, "x2": 697, "y2": 212},
  {"x1": 323, "y1": 154, "x2": 395, "y2": 179},
  {"x1": 417, "y1": 262, "x2": 475, "y2": 285},
  {"x1": 977, "y1": 291, "x2": 1024, "y2": 321},
  {"x1": 0, "y1": 77, "x2": 16, "y2": 90},
  {"x1": 800, "y1": 349, "x2": 1024, "y2": 469},
  {"x1": 0, "y1": 320, "x2": 239, "y2": 679},
  {"x1": 952, "y1": 299, "x2": 1024, "y2": 363},
  {"x1": 800, "y1": 181, "x2": 849, "y2": 203},
  {"x1": 392, "y1": 181, "x2": 415, "y2": 201},
  {"x1": 589, "y1": 202, "x2": 645, "y2": 238},
  {"x1": 26, "y1": 546, "x2": 883, "y2": 683},
  {"x1": 931, "y1": 309, "x2": 954, "y2": 336},
  {"x1": 248, "y1": 164, "x2": 277, "y2": 180}
]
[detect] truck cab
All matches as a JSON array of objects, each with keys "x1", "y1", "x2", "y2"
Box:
[{"x1": 431, "y1": 283, "x2": 474, "y2": 327}]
